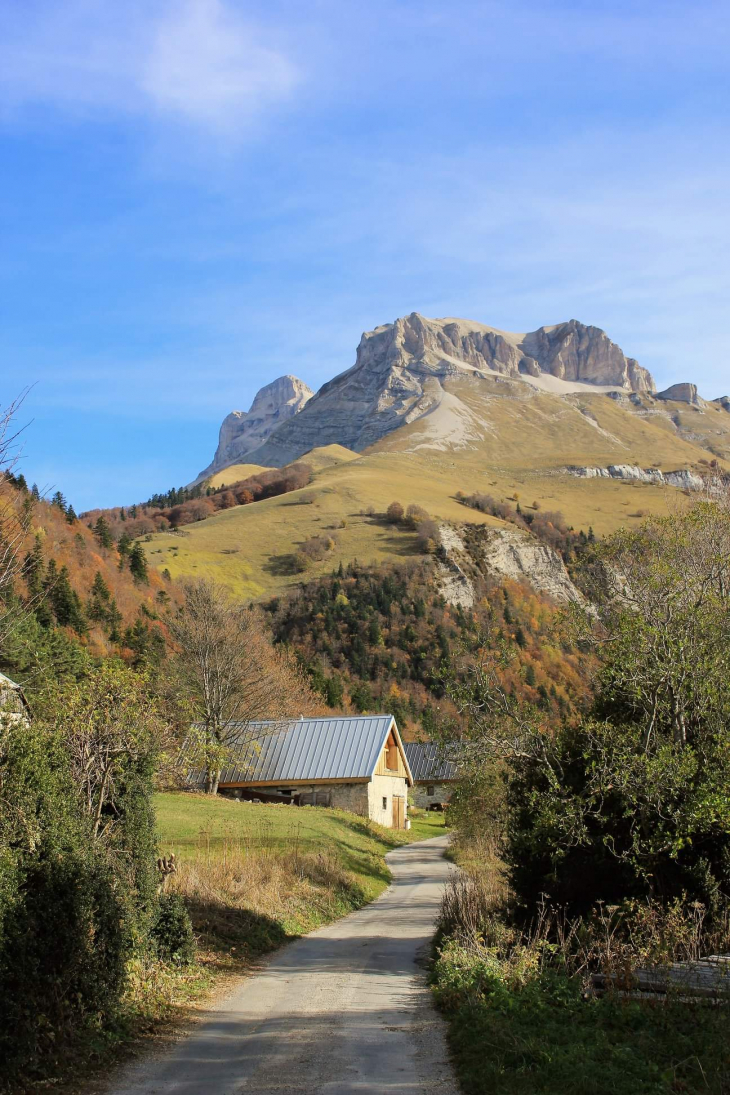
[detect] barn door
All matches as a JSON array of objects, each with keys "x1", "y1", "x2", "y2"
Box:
[{"x1": 392, "y1": 796, "x2": 405, "y2": 830}]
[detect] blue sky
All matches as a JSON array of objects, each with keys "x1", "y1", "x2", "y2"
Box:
[{"x1": 1, "y1": 0, "x2": 729, "y2": 510}]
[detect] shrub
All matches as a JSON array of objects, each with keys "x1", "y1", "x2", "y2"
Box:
[
  {"x1": 0, "y1": 719, "x2": 130, "y2": 1082},
  {"x1": 405, "y1": 503, "x2": 429, "y2": 529},
  {"x1": 386, "y1": 501, "x2": 404, "y2": 523},
  {"x1": 150, "y1": 893, "x2": 196, "y2": 965},
  {"x1": 415, "y1": 518, "x2": 440, "y2": 552}
]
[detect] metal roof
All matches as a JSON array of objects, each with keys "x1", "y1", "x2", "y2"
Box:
[
  {"x1": 0, "y1": 672, "x2": 21, "y2": 690},
  {"x1": 404, "y1": 741, "x2": 459, "y2": 782},
  {"x1": 185, "y1": 715, "x2": 413, "y2": 787}
]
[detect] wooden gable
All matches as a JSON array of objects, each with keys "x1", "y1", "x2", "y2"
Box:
[{"x1": 374, "y1": 721, "x2": 411, "y2": 783}]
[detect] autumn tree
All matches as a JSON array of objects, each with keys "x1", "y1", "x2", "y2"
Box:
[
  {"x1": 169, "y1": 579, "x2": 323, "y2": 793},
  {"x1": 386, "y1": 501, "x2": 404, "y2": 523},
  {"x1": 447, "y1": 496, "x2": 730, "y2": 918}
]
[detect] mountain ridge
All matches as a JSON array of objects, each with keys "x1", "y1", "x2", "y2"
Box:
[{"x1": 200, "y1": 313, "x2": 658, "y2": 477}]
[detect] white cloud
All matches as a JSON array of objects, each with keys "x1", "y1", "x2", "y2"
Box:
[
  {"x1": 142, "y1": 0, "x2": 298, "y2": 133},
  {"x1": 0, "y1": 0, "x2": 299, "y2": 136}
]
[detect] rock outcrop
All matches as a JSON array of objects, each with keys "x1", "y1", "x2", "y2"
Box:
[
  {"x1": 220, "y1": 313, "x2": 656, "y2": 469},
  {"x1": 657, "y1": 383, "x2": 700, "y2": 405},
  {"x1": 565, "y1": 465, "x2": 704, "y2": 490},
  {"x1": 476, "y1": 527, "x2": 585, "y2": 606},
  {"x1": 713, "y1": 396, "x2": 730, "y2": 412},
  {"x1": 199, "y1": 375, "x2": 313, "y2": 479}
]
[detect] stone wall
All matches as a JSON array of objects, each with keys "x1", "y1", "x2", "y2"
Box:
[
  {"x1": 368, "y1": 773, "x2": 409, "y2": 828},
  {"x1": 413, "y1": 781, "x2": 454, "y2": 809},
  {"x1": 220, "y1": 778, "x2": 409, "y2": 827}
]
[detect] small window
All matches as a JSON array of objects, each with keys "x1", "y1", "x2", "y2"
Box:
[
  {"x1": 382, "y1": 796, "x2": 388, "y2": 810},
  {"x1": 427, "y1": 785, "x2": 435, "y2": 796}
]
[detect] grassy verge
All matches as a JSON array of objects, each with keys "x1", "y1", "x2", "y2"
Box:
[
  {"x1": 431, "y1": 849, "x2": 730, "y2": 1095},
  {"x1": 433, "y1": 937, "x2": 730, "y2": 1094}
]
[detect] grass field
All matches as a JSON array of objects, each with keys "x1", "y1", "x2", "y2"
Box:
[
  {"x1": 155, "y1": 790, "x2": 446, "y2": 907},
  {"x1": 207, "y1": 463, "x2": 268, "y2": 488},
  {"x1": 144, "y1": 384, "x2": 730, "y2": 600}
]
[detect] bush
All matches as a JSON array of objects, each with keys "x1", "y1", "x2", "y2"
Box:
[
  {"x1": 0, "y1": 720, "x2": 130, "y2": 1082},
  {"x1": 386, "y1": 501, "x2": 404, "y2": 523},
  {"x1": 405, "y1": 503, "x2": 429, "y2": 529},
  {"x1": 151, "y1": 893, "x2": 196, "y2": 965}
]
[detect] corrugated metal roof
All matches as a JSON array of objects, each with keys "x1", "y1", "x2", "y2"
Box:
[
  {"x1": 404, "y1": 741, "x2": 459, "y2": 782},
  {"x1": 185, "y1": 715, "x2": 407, "y2": 787}
]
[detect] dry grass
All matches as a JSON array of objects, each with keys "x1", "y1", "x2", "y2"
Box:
[
  {"x1": 207, "y1": 463, "x2": 268, "y2": 489},
  {"x1": 169, "y1": 845, "x2": 365, "y2": 961},
  {"x1": 144, "y1": 384, "x2": 730, "y2": 601}
]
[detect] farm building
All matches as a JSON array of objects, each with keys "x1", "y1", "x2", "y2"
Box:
[
  {"x1": 0, "y1": 672, "x2": 30, "y2": 725},
  {"x1": 404, "y1": 741, "x2": 459, "y2": 810},
  {"x1": 185, "y1": 715, "x2": 414, "y2": 829}
]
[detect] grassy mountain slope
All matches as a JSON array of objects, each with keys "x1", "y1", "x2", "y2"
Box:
[
  {"x1": 207, "y1": 463, "x2": 268, "y2": 488},
  {"x1": 142, "y1": 380, "x2": 730, "y2": 600}
]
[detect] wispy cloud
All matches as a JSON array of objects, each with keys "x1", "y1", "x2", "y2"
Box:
[{"x1": 0, "y1": 0, "x2": 299, "y2": 137}]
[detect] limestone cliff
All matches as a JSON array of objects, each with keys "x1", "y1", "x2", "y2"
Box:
[
  {"x1": 657, "y1": 383, "x2": 700, "y2": 405},
  {"x1": 226, "y1": 313, "x2": 656, "y2": 468},
  {"x1": 199, "y1": 375, "x2": 313, "y2": 479}
]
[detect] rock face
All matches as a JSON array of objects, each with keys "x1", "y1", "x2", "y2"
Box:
[
  {"x1": 226, "y1": 313, "x2": 656, "y2": 469},
  {"x1": 565, "y1": 465, "x2": 704, "y2": 490},
  {"x1": 477, "y1": 527, "x2": 585, "y2": 606},
  {"x1": 713, "y1": 396, "x2": 730, "y2": 412},
  {"x1": 199, "y1": 376, "x2": 313, "y2": 478},
  {"x1": 657, "y1": 383, "x2": 700, "y2": 405}
]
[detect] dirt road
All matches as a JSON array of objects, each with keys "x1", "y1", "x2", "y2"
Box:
[{"x1": 107, "y1": 834, "x2": 457, "y2": 1095}]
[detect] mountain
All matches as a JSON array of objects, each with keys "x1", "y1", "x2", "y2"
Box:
[
  {"x1": 136, "y1": 312, "x2": 729, "y2": 602},
  {"x1": 199, "y1": 375, "x2": 313, "y2": 479},
  {"x1": 205, "y1": 314, "x2": 656, "y2": 470}
]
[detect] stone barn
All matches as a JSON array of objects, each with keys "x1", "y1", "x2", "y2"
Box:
[
  {"x1": 186, "y1": 715, "x2": 414, "y2": 829},
  {"x1": 0, "y1": 672, "x2": 30, "y2": 725},
  {"x1": 404, "y1": 741, "x2": 459, "y2": 810}
]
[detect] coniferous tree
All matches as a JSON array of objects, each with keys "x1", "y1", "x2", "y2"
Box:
[
  {"x1": 87, "y1": 571, "x2": 112, "y2": 623},
  {"x1": 65, "y1": 504, "x2": 77, "y2": 524},
  {"x1": 119, "y1": 507, "x2": 127, "y2": 521},
  {"x1": 31, "y1": 483, "x2": 40, "y2": 501},
  {"x1": 93, "y1": 515, "x2": 114, "y2": 549},
  {"x1": 24, "y1": 534, "x2": 53, "y2": 628},
  {"x1": 51, "y1": 490, "x2": 67, "y2": 512},
  {"x1": 15, "y1": 473, "x2": 28, "y2": 492},
  {"x1": 107, "y1": 597, "x2": 123, "y2": 643},
  {"x1": 117, "y1": 531, "x2": 132, "y2": 567},
  {"x1": 128, "y1": 542, "x2": 148, "y2": 584},
  {"x1": 48, "y1": 564, "x2": 87, "y2": 634}
]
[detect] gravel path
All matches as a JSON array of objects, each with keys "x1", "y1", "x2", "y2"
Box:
[{"x1": 107, "y1": 834, "x2": 458, "y2": 1095}]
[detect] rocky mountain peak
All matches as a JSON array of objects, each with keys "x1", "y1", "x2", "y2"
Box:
[
  {"x1": 198, "y1": 375, "x2": 313, "y2": 479},
  {"x1": 198, "y1": 313, "x2": 664, "y2": 476}
]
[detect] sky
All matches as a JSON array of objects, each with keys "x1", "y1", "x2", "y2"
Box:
[{"x1": 1, "y1": 0, "x2": 729, "y2": 510}]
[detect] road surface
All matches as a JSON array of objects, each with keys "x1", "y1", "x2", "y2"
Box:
[{"x1": 107, "y1": 834, "x2": 457, "y2": 1095}]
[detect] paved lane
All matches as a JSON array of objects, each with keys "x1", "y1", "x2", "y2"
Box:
[{"x1": 107, "y1": 834, "x2": 457, "y2": 1095}]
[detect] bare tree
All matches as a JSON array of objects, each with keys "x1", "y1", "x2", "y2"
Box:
[
  {"x1": 169, "y1": 578, "x2": 323, "y2": 793},
  {"x1": 0, "y1": 393, "x2": 34, "y2": 647},
  {"x1": 44, "y1": 662, "x2": 167, "y2": 840}
]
